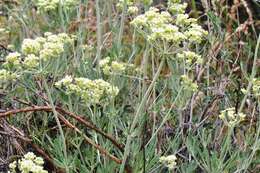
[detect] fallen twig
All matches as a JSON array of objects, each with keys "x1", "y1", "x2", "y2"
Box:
[
  {"x1": 58, "y1": 114, "x2": 123, "y2": 164},
  {"x1": 0, "y1": 106, "x2": 124, "y2": 155},
  {"x1": 56, "y1": 107, "x2": 124, "y2": 152}
]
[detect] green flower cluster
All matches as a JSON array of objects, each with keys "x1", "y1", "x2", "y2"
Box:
[
  {"x1": 4, "y1": 32, "x2": 73, "y2": 69},
  {"x1": 219, "y1": 107, "x2": 246, "y2": 127},
  {"x1": 159, "y1": 154, "x2": 177, "y2": 170},
  {"x1": 9, "y1": 152, "x2": 47, "y2": 173},
  {"x1": 180, "y1": 75, "x2": 198, "y2": 92},
  {"x1": 34, "y1": 0, "x2": 79, "y2": 12},
  {"x1": 99, "y1": 57, "x2": 138, "y2": 75},
  {"x1": 55, "y1": 76, "x2": 119, "y2": 105}
]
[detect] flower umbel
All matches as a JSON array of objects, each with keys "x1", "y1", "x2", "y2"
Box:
[
  {"x1": 219, "y1": 107, "x2": 246, "y2": 127},
  {"x1": 55, "y1": 76, "x2": 119, "y2": 105},
  {"x1": 99, "y1": 57, "x2": 138, "y2": 75},
  {"x1": 180, "y1": 75, "x2": 198, "y2": 92},
  {"x1": 35, "y1": 0, "x2": 79, "y2": 12},
  {"x1": 3, "y1": 32, "x2": 74, "y2": 70},
  {"x1": 159, "y1": 154, "x2": 177, "y2": 170},
  {"x1": 8, "y1": 152, "x2": 47, "y2": 173}
]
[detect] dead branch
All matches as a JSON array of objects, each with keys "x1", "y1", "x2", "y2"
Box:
[{"x1": 0, "y1": 106, "x2": 124, "y2": 153}]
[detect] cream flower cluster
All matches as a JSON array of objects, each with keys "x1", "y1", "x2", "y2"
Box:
[
  {"x1": 176, "y1": 51, "x2": 202, "y2": 65},
  {"x1": 4, "y1": 32, "x2": 73, "y2": 69},
  {"x1": 3, "y1": 52, "x2": 21, "y2": 68},
  {"x1": 0, "y1": 32, "x2": 73, "y2": 87},
  {"x1": 55, "y1": 76, "x2": 119, "y2": 105},
  {"x1": 35, "y1": 0, "x2": 79, "y2": 12},
  {"x1": 0, "y1": 69, "x2": 18, "y2": 83},
  {"x1": 9, "y1": 152, "x2": 47, "y2": 173},
  {"x1": 168, "y1": 0, "x2": 187, "y2": 14},
  {"x1": 127, "y1": 6, "x2": 139, "y2": 15},
  {"x1": 180, "y1": 75, "x2": 198, "y2": 92},
  {"x1": 241, "y1": 78, "x2": 260, "y2": 98},
  {"x1": 219, "y1": 107, "x2": 246, "y2": 127},
  {"x1": 159, "y1": 154, "x2": 177, "y2": 170},
  {"x1": 116, "y1": 0, "x2": 134, "y2": 11},
  {"x1": 252, "y1": 78, "x2": 260, "y2": 98},
  {"x1": 131, "y1": 7, "x2": 182, "y2": 42},
  {"x1": 99, "y1": 57, "x2": 137, "y2": 75},
  {"x1": 241, "y1": 78, "x2": 260, "y2": 99},
  {"x1": 131, "y1": 5, "x2": 207, "y2": 44},
  {"x1": 116, "y1": 0, "x2": 152, "y2": 14}
]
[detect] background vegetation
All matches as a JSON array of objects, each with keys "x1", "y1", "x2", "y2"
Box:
[{"x1": 0, "y1": 0, "x2": 260, "y2": 172}]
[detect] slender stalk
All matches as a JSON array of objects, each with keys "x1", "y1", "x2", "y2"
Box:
[
  {"x1": 119, "y1": 58, "x2": 165, "y2": 173},
  {"x1": 0, "y1": 106, "x2": 124, "y2": 151},
  {"x1": 239, "y1": 34, "x2": 260, "y2": 112},
  {"x1": 239, "y1": 35, "x2": 260, "y2": 172},
  {"x1": 94, "y1": 0, "x2": 102, "y2": 68},
  {"x1": 145, "y1": 86, "x2": 184, "y2": 147},
  {"x1": 117, "y1": 0, "x2": 127, "y2": 53},
  {"x1": 58, "y1": 0, "x2": 66, "y2": 32},
  {"x1": 43, "y1": 80, "x2": 69, "y2": 173}
]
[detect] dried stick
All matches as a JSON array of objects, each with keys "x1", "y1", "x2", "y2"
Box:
[
  {"x1": 0, "y1": 106, "x2": 124, "y2": 152},
  {"x1": 58, "y1": 114, "x2": 123, "y2": 164},
  {"x1": 56, "y1": 107, "x2": 124, "y2": 152}
]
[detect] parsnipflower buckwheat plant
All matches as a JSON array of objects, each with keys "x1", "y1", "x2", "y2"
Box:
[
  {"x1": 241, "y1": 78, "x2": 260, "y2": 99},
  {"x1": 3, "y1": 32, "x2": 73, "y2": 71},
  {"x1": 0, "y1": 69, "x2": 18, "y2": 84},
  {"x1": 116, "y1": 0, "x2": 152, "y2": 14},
  {"x1": 180, "y1": 74, "x2": 198, "y2": 92},
  {"x1": 219, "y1": 107, "x2": 246, "y2": 127},
  {"x1": 130, "y1": 5, "x2": 207, "y2": 44},
  {"x1": 130, "y1": 0, "x2": 207, "y2": 70},
  {"x1": 3, "y1": 52, "x2": 21, "y2": 69},
  {"x1": 176, "y1": 51, "x2": 203, "y2": 65},
  {"x1": 8, "y1": 152, "x2": 47, "y2": 173},
  {"x1": 55, "y1": 76, "x2": 119, "y2": 105},
  {"x1": 159, "y1": 154, "x2": 177, "y2": 170},
  {"x1": 252, "y1": 78, "x2": 260, "y2": 98},
  {"x1": 99, "y1": 57, "x2": 138, "y2": 76},
  {"x1": 127, "y1": 6, "x2": 139, "y2": 15},
  {"x1": 34, "y1": 0, "x2": 79, "y2": 12},
  {"x1": 167, "y1": 0, "x2": 188, "y2": 14}
]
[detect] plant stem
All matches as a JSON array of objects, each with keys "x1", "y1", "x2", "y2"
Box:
[
  {"x1": 119, "y1": 57, "x2": 165, "y2": 173},
  {"x1": 94, "y1": 0, "x2": 102, "y2": 68},
  {"x1": 117, "y1": 0, "x2": 127, "y2": 53},
  {"x1": 239, "y1": 34, "x2": 260, "y2": 112},
  {"x1": 239, "y1": 34, "x2": 260, "y2": 172},
  {"x1": 43, "y1": 80, "x2": 69, "y2": 172}
]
